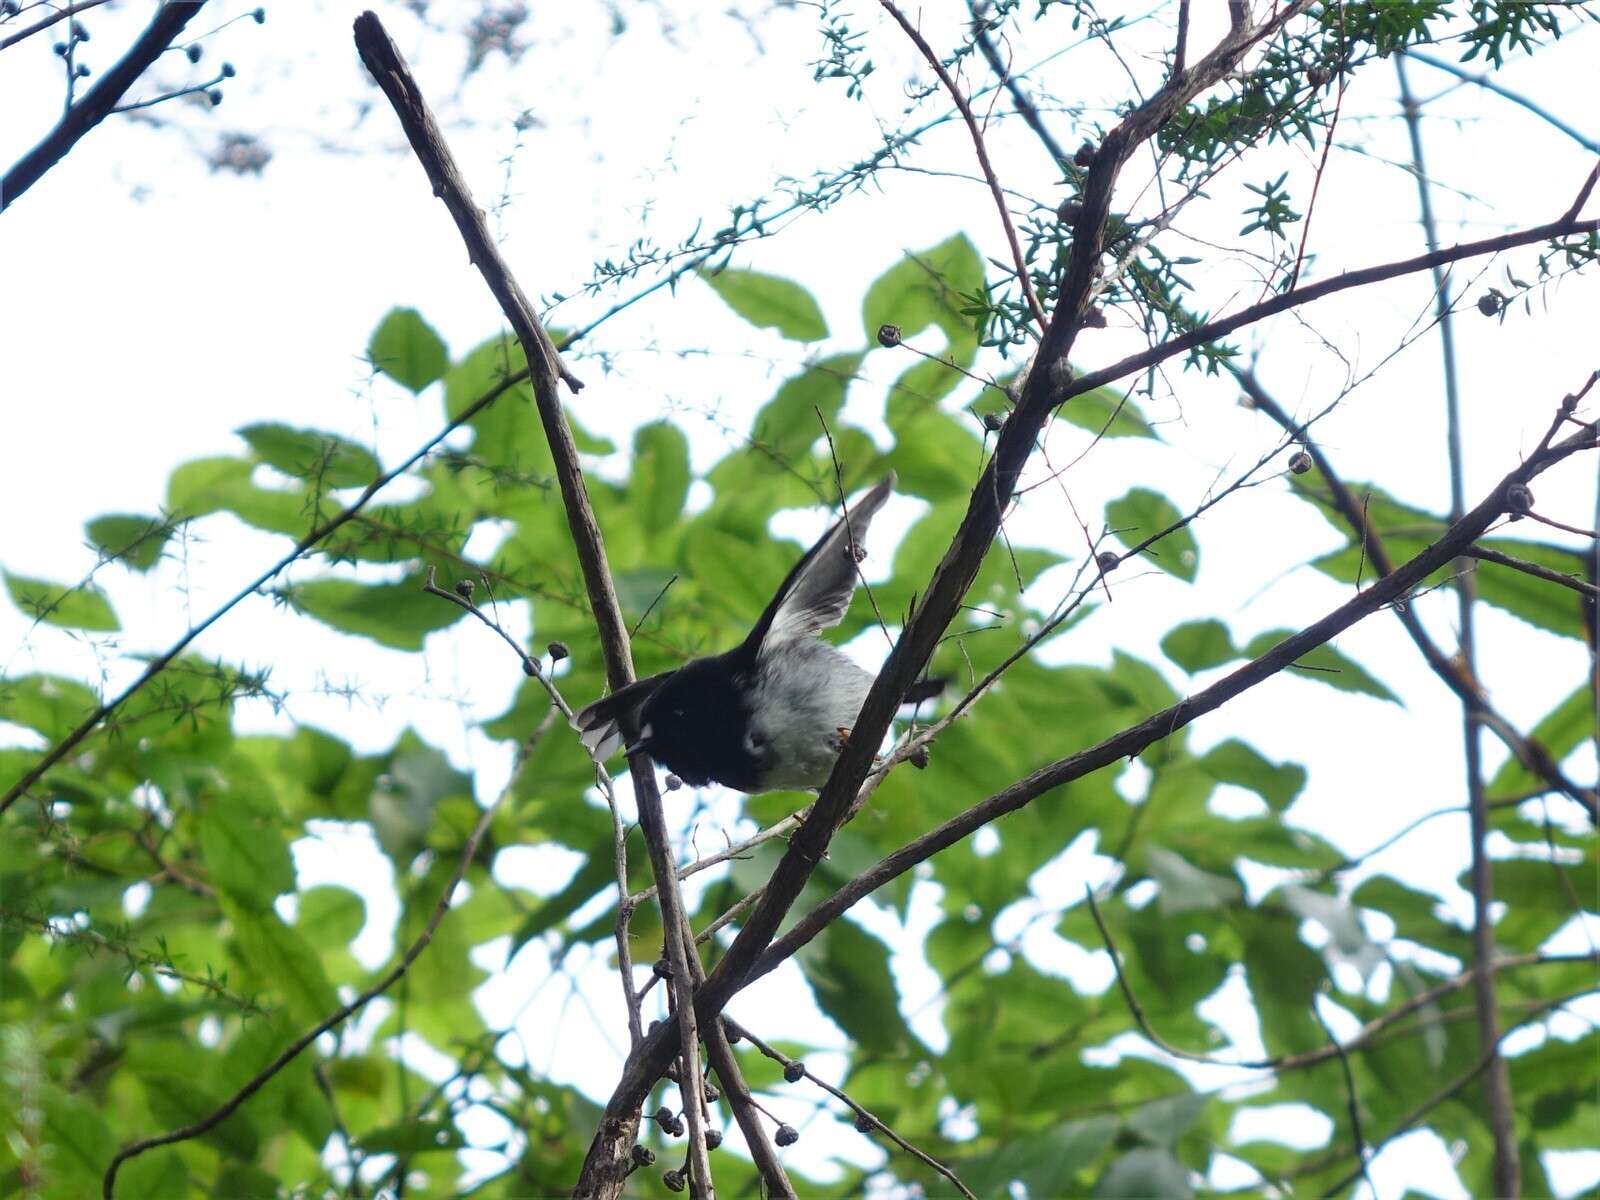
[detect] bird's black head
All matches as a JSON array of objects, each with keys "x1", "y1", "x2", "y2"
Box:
[{"x1": 634, "y1": 652, "x2": 769, "y2": 793}]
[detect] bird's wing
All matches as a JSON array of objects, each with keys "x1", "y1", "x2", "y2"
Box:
[
  {"x1": 569, "y1": 670, "x2": 675, "y2": 761},
  {"x1": 744, "y1": 473, "x2": 895, "y2": 658}
]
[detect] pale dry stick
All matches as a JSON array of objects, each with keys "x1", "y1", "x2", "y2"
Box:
[
  {"x1": 351, "y1": 14, "x2": 735, "y2": 1192},
  {"x1": 879, "y1": 0, "x2": 1047, "y2": 331},
  {"x1": 627, "y1": 814, "x2": 804, "y2": 908},
  {"x1": 102, "y1": 706, "x2": 560, "y2": 1200},
  {"x1": 726, "y1": 1019, "x2": 977, "y2": 1200},
  {"x1": 420, "y1": 568, "x2": 646, "y2": 1047},
  {"x1": 1465, "y1": 545, "x2": 1600, "y2": 597}
]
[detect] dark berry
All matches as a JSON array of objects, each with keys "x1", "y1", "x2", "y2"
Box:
[
  {"x1": 186, "y1": 44, "x2": 201, "y2": 63},
  {"x1": 775, "y1": 1124, "x2": 799, "y2": 1147},
  {"x1": 1288, "y1": 450, "x2": 1313, "y2": 475},
  {"x1": 876, "y1": 323, "x2": 902, "y2": 348},
  {"x1": 782, "y1": 1062, "x2": 804, "y2": 1083}
]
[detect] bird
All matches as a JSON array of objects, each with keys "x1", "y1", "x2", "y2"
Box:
[{"x1": 571, "y1": 473, "x2": 942, "y2": 794}]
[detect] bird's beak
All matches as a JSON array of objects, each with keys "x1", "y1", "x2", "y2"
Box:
[{"x1": 624, "y1": 724, "x2": 654, "y2": 758}]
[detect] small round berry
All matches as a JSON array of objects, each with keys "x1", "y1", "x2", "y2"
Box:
[
  {"x1": 653, "y1": 958, "x2": 672, "y2": 979},
  {"x1": 1057, "y1": 198, "x2": 1084, "y2": 223},
  {"x1": 653, "y1": 1105, "x2": 673, "y2": 1126},
  {"x1": 1476, "y1": 293, "x2": 1501, "y2": 317},
  {"x1": 1308, "y1": 64, "x2": 1331, "y2": 87},
  {"x1": 664, "y1": 1116, "x2": 685, "y2": 1138},
  {"x1": 186, "y1": 43, "x2": 202, "y2": 63},
  {"x1": 876, "y1": 323, "x2": 902, "y2": 348},
  {"x1": 705, "y1": 1128, "x2": 723, "y2": 1150},
  {"x1": 1288, "y1": 450, "x2": 1313, "y2": 475},
  {"x1": 662, "y1": 1168, "x2": 685, "y2": 1192},
  {"x1": 547, "y1": 640, "x2": 569, "y2": 660},
  {"x1": 980, "y1": 410, "x2": 1005, "y2": 433},
  {"x1": 775, "y1": 1124, "x2": 800, "y2": 1147},
  {"x1": 252, "y1": 6, "x2": 266, "y2": 22},
  {"x1": 1083, "y1": 306, "x2": 1108, "y2": 328},
  {"x1": 521, "y1": 657, "x2": 539, "y2": 677},
  {"x1": 1097, "y1": 550, "x2": 1120, "y2": 574},
  {"x1": 782, "y1": 1061, "x2": 804, "y2": 1083},
  {"x1": 75, "y1": 63, "x2": 90, "y2": 77},
  {"x1": 703, "y1": 1085, "x2": 720, "y2": 1104},
  {"x1": 665, "y1": 773, "x2": 683, "y2": 791},
  {"x1": 909, "y1": 744, "x2": 930, "y2": 770},
  {"x1": 53, "y1": 41, "x2": 68, "y2": 56},
  {"x1": 221, "y1": 61, "x2": 236, "y2": 78},
  {"x1": 631, "y1": 1144, "x2": 656, "y2": 1167},
  {"x1": 1504, "y1": 482, "x2": 1534, "y2": 514},
  {"x1": 454, "y1": 578, "x2": 475, "y2": 599},
  {"x1": 207, "y1": 89, "x2": 224, "y2": 106},
  {"x1": 1074, "y1": 140, "x2": 1096, "y2": 166},
  {"x1": 70, "y1": 22, "x2": 88, "y2": 41},
  {"x1": 855, "y1": 1112, "x2": 874, "y2": 1133}
]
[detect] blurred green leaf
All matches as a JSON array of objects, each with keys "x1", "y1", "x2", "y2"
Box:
[
  {"x1": 1106, "y1": 488, "x2": 1198, "y2": 581},
  {"x1": 1243, "y1": 629, "x2": 1398, "y2": 703},
  {"x1": 4, "y1": 572, "x2": 118, "y2": 631},
  {"x1": 1147, "y1": 846, "x2": 1243, "y2": 914},
  {"x1": 200, "y1": 790, "x2": 295, "y2": 911},
  {"x1": 368, "y1": 307, "x2": 449, "y2": 393},
  {"x1": 1061, "y1": 384, "x2": 1158, "y2": 440},
  {"x1": 797, "y1": 919, "x2": 921, "y2": 1057},
  {"x1": 1161, "y1": 619, "x2": 1238, "y2": 673},
  {"x1": 1199, "y1": 740, "x2": 1306, "y2": 811},
  {"x1": 86, "y1": 513, "x2": 172, "y2": 572},
  {"x1": 630, "y1": 421, "x2": 691, "y2": 534},
  {"x1": 240, "y1": 422, "x2": 381, "y2": 489},
  {"x1": 289, "y1": 569, "x2": 464, "y2": 650},
  {"x1": 700, "y1": 267, "x2": 828, "y2": 340},
  {"x1": 226, "y1": 900, "x2": 339, "y2": 1027},
  {"x1": 1095, "y1": 1147, "x2": 1193, "y2": 1198},
  {"x1": 1486, "y1": 683, "x2": 1593, "y2": 800}
]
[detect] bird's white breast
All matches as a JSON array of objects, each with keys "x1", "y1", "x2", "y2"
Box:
[{"x1": 749, "y1": 640, "x2": 874, "y2": 790}]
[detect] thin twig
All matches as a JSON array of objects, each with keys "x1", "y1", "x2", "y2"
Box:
[
  {"x1": 1310, "y1": 1003, "x2": 1375, "y2": 1196},
  {"x1": 1404, "y1": 48, "x2": 1600, "y2": 155},
  {"x1": 880, "y1": 0, "x2": 1047, "y2": 330},
  {"x1": 1522, "y1": 509, "x2": 1600, "y2": 539},
  {"x1": 0, "y1": 0, "x2": 111, "y2": 52},
  {"x1": 1465, "y1": 545, "x2": 1600, "y2": 596}
]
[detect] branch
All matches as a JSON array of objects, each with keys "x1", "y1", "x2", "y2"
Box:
[
  {"x1": 1065, "y1": 179, "x2": 1600, "y2": 404},
  {"x1": 880, "y1": 0, "x2": 1047, "y2": 329},
  {"x1": 1238, "y1": 368, "x2": 1598, "y2": 821},
  {"x1": 350, "y1": 13, "x2": 717, "y2": 1195},
  {"x1": 1466, "y1": 544, "x2": 1600, "y2": 597},
  {"x1": 1403, "y1": 48, "x2": 1600, "y2": 156},
  {"x1": 0, "y1": 0, "x2": 111, "y2": 53},
  {"x1": 968, "y1": 2, "x2": 1070, "y2": 170},
  {"x1": 2, "y1": 0, "x2": 207, "y2": 211},
  {"x1": 101, "y1": 706, "x2": 554, "y2": 1199}
]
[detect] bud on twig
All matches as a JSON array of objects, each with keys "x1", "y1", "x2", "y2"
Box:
[
  {"x1": 876, "y1": 323, "x2": 902, "y2": 348},
  {"x1": 547, "y1": 640, "x2": 569, "y2": 660},
  {"x1": 783, "y1": 1061, "x2": 804, "y2": 1083},
  {"x1": 775, "y1": 1124, "x2": 799, "y2": 1147},
  {"x1": 1288, "y1": 450, "x2": 1313, "y2": 475},
  {"x1": 1504, "y1": 482, "x2": 1533, "y2": 515},
  {"x1": 1097, "y1": 550, "x2": 1120, "y2": 574},
  {"x1": 454, "y1": 578, "x2": 475, "y2": 599}
]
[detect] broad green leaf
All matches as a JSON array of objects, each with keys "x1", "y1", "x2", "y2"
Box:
[
  {"x1": 961, "y1": 1115, "x2": 1118, "y2": 1198},
  {"x1": 0, "y1": 673, "x2": 99, "y2": 740},
  {"x1": 1243, "y1": 628, "x2": 1399, "y2": 702},
  {"x1": 370, "y1": 731, "x2": 474, "y2": 862},
  {"x1": 631, "y1": 421, "x2": 690, "y2": 534},
  {"x1": 200, "y1": 791, "x2": 295, "y2": 911},
  {"x1": 1199, "y1": 740, "x2": 1306, "y2": 811},
  {"x1": 1486, "y1": 683, "x2": 1593, "y2": 800},
  {"x1": 239, "y1": 422, "x2": 381, "y2": 489},
  {"x1": 1279, "y1": 884, "x2": 1381, "y2": 977},
  {"x1": 368, "y1": 307, "x2": 449, "y2": 392},
  {"x1": 226, "y1": 900, "x2": 340, "y2": 1027},
  {"x1": 506, "y1": 833, "x2": 618, "y2": 960},
  {"x1": 86, "y1": 513, "x2": 172, "y2": 571},
  {"x1": 863, "y1": 233, "x2": 983, "y2": 354},
  {"x1": 1061, "y1": 384, "x2": 1158, "y2": 439},
  {"x1": 1126, "y1": 1091, "x2": 1209, "y2": 1144},
  {"x1": 289, "y1": 569, "x2": 464, "y2": 650},
  {"x1": 165, "y1": 455, "x2": 311, "y2": 536},
  {"x1": 700, "y1": 267, "x2": 828, "y2": 341},
  {"x1": 4, "y1": 572, "x2": 118, "y2": 631},
  {"x1": 797, "y1": 919, "x2": 920, "y2": 1056},
  {"x1": 40, "y1": 1086, "x2": 116, "y2": 1191},
  {"x1": 357, "y1": 1119, "x2": 467, "y2": 1156},
  {"x1": 296, "y1": 885, "x2": 366, "y2": 948},
  {"x1": 1161, "y1": 619, "x2": 1238, "y2": 673},
  {"x1": 1106, "y1": 488, "x2": 1198, "y2": 581},
  {"x1": 751, "y1": 352, "x2": 864, "y2": 459},
  {"x1": 1146, "y1": 846, "x2": 1242, "y2": 914},
  {"x1": 1095, "y1": 1147, "x2": 1193, "y2": 1199}
]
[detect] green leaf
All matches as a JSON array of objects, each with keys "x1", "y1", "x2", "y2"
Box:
[
  {"x1": 1060, "y1": 384, "x2": 1158, "y2": 439},
  {"x1": 200, "y1": 791, "x2": 295, "y2": 911},
  {"x1": 297, "y1": 885, "x2": 366, "y2": 948},
  {"x1": 700, "y1": 267, "x2": 828, "y2": 341},
  {"x1": 797, "y1": 920, "x2": 920, "y2": 1056},
  {"x1": 239, "y1": 422, "x2": 381, "y2": 489},
  {"x1": 356, "y1": 1119, "x2": 467, "y2": 1156},
  {"x1": 86, "y1": 513, "x2": 172, "y2": 571},
  {"x1": 1106, "y1": 488, "x2": 1198, "y2": 581},
  {"x1": 290, "y1": 569, "x2": 464, "y2": 650},
  {"x1": 1095, "y1": 1147, "x2": 1194, "y2": 1198},
  {"x1": 0, "y1": 673, "x2": 99, "y2": 740},
  {"x1": 961, "y1": 1116, "x2": 1119, "y2": 1198},
  {"x1": 1242, "y1": 629, "x2": 1399, "y2": 703},
  {"x1": 1160, "y1": 619, "x2": 1238, "y2": 673},
  {"x1": 369, "y1": 307, "x2": 450, "y2": 392},
  {"x1": 1486, "y1": 683, "x2": 1593, "y2": 800},
  {"x1": 226, "y1": 900, "x2": 339, "y2": 1027},
  {"x1": 863, "y1": 233, "x2": 984, "y2": 352},
  {"x1": 1199, "y1": 740, "x2": 1306, "y2": 811},
  {"x1": 1126, "y1": 1091, "x2": 1209, "y2": 1145},
  {"x1": 1146, "y1": 846, "x2": 1242, "y2": 914},
  {"x1": 631, "y1": 421, "x2": 691, "y2": 534},
  {"x1": 3, "y1": 572, "x2": 118, "y2": 631}
]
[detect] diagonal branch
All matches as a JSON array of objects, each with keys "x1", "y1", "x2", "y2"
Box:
[
  {"x1": 1238, "y1": 369, "x2": 1597, "y2": 821},
  {"x1": 2, "y1": 0, "x2": 207, "y2": 211}
]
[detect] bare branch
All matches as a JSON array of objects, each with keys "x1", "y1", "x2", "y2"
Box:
[
  {"x1": 1466, "y1": 545, "x2": 1600, "y2": 597},
  {"x1": 3, "y1": 0, "x2": 207, "y2": 211}
]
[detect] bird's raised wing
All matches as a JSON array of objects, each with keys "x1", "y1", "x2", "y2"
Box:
[
  {"x1": 569, "y1": 670, "x2": 675, "y2": 761},
  {"x1": 743, "y1": 473, "x2": 894, "y2": 658}
]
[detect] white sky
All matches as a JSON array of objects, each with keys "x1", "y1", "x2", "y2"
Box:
[{"x1": 2, "y1": 1, "x2": 1596, "y2": 1196}]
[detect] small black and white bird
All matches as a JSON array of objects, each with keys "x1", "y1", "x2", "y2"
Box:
[{"x1": 572, "y1": 474, "x2": 941, "y2": 794}]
